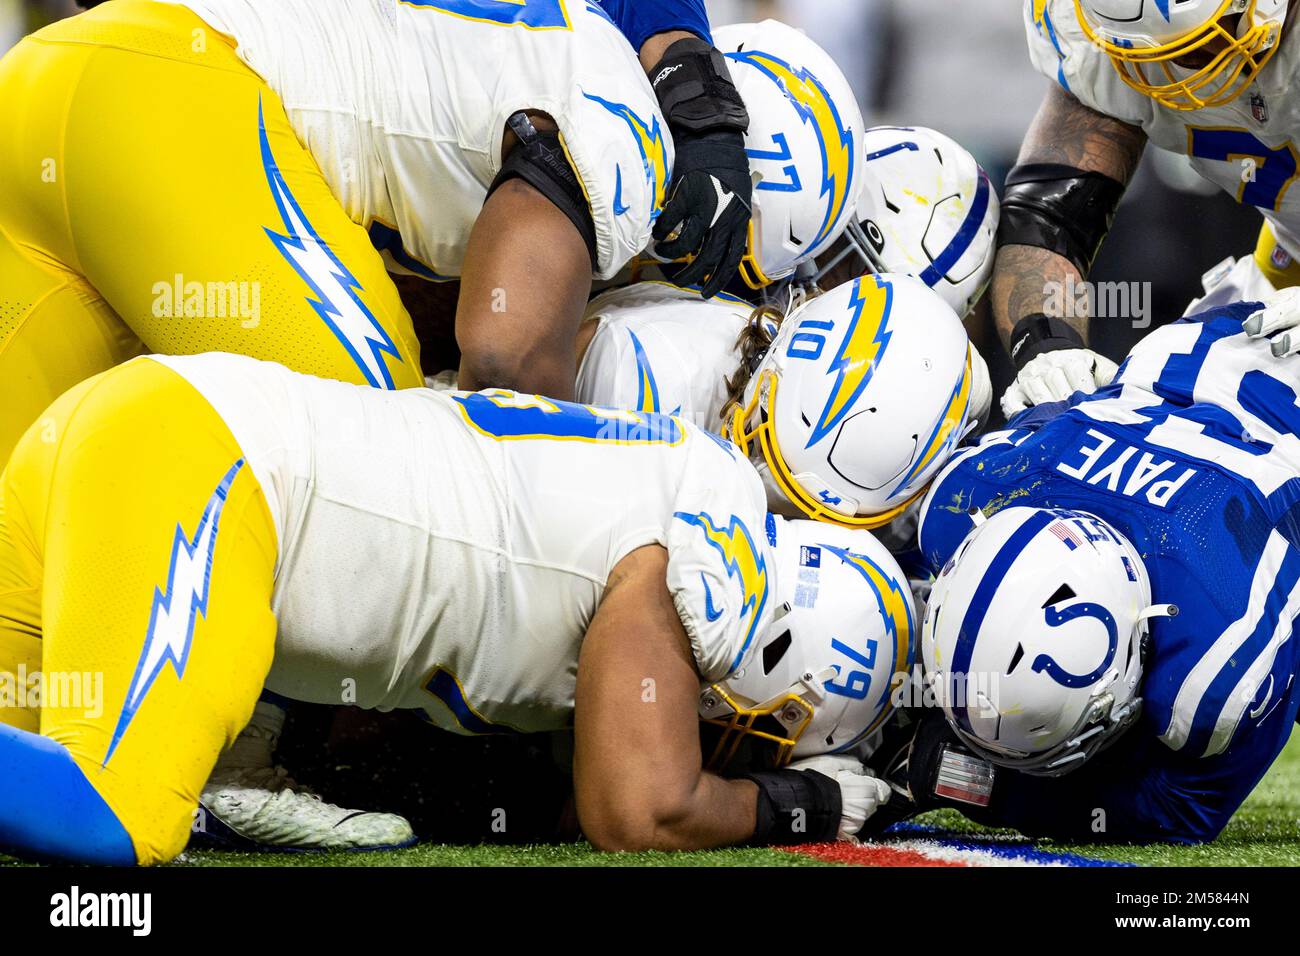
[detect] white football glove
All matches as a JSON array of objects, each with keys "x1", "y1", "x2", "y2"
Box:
[
  {"x1": 788, "y1": 753, "x2": 891, "y2": 842},
  {"x1": 1000, "y1": 349, "x2": 1119, "y2": 419},
  {"x1": 1244, "y1": 287, "x2": 1300, "y2": 357},
  {"x1": 425, "y1": 369, "x2": 459, "y2": 392},
  {"x1": 968, "y1": 345, "x2": 993, "y2": 428}
]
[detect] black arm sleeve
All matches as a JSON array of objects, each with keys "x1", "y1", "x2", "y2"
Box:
[
  {"x1": 997, "y1": 163, "x2": 1126, "y2": 277},
  {"x1": 488, "y1": 113, "x2": 598, "y2": 270}
]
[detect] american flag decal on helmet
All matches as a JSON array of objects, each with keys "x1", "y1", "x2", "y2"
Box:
[{"x1": 1049, "y1": 521, "x2": 1083, "y2": 551}]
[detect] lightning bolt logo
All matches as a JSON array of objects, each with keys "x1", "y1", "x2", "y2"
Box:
[
  {"x1": 824, "y1": 544, "x2": 915, "y2": 735},
  {"x1": 673, "y1": 511, "x2": 770, "y2": 673},
  {"x1": 808, "y1": 275, "x2": 894, "y2": 449},
  {"x1": 889, "y1": 352, "x2": 973, "y2": 498},
  {"x1": 728, "y1": 49, "x2": 856, "y2": 258},
  {"x1": 628, "y1": 331, "x2": 661, "y2": 413},
  {"x1": 1032, "y1": 0, "x2": 1049, "y2": 31},
  {"x1": 258, "y1": 98, "x2": 401, "y2": 389},
  {"x1": 583, "y1": 91, "x2": 670, "y2": 219},
  {"x1": 105, "y1": 458, "x2": 245, "y2": 766}
]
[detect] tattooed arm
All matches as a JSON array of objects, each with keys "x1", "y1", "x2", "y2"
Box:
[{"x1": 992, "y1": 85, "x2": 1147, "y2": 351}]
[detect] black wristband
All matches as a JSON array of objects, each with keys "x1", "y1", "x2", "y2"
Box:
[
  {"x1": 743, "y1": 769, "x2": 841, "y2": 845},
  {"x1": 1009, "y1": 313, "x2": 1085, "y2": 372},
  {"x1": 650, "y1": 37, "x2": 750, "y2": 136}
]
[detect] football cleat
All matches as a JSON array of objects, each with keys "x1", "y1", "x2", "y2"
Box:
[{"x1": 196, "y1": 700, "x2": 416, "y2": 852}]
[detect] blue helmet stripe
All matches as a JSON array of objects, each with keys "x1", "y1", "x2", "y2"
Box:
[
  {"x1": 918, "y1": 170, "x2": 992, "y2": 290},
  {"x1": 949, "y1": 509, "x2": 1055, "y2": 733}
]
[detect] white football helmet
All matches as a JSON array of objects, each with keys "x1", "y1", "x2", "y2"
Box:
[
  {"x1": 712, "y1": 20, "x2": 867, "y2": 290},
  {"x1": 700, "y1": 516, "x2": 917, "y2": 767},
  {"x1": 819, "y1": 126, "x2": 1000, "y2": 320},
  {"x1": 1074, "y1": 0, "x2": 1288, "y2": 110},
  {"x1": 725, "y1": 273, "x2": 975, "y2": 529},
  {"x1": 922, "y1": 506, "x2": 1177, "y2": 776}
]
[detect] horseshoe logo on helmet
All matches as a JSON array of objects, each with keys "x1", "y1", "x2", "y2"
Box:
[{"x1": 1032, "y1": 601, "x2": 1119, "y2": 689}]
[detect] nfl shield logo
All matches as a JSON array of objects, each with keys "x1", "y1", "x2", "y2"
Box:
[{"x1": 1252, "y1": 93, "x2": 1269, "y2": 124}]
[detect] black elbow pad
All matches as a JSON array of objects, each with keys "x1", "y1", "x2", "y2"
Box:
[
  {"x1": 997, "y1": 163, "x2": 1127, "y2": 276},
  {"x1": 489, "y1": 112, "x2": 598, "y2": 270}
]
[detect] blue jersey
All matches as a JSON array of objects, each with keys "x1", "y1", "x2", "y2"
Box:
[
  {"x1": 597, "y1": 0, "x2": 712, "y2": 52},
  {"x1": 918, "y1": 304, "x2": 1300, "y2": 842}
]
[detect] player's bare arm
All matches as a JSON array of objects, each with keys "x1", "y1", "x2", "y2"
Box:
[
  {"x1": 638, "y1": 29, "x2": 696, "y2": 70},
  {"x1": 456, "y1": 176, "x2": 594, "y2": 400},
  {"x1": 573, "y1": 545, "x2": 758, "y2": 851},
  {"x1": 992, "y1": 84, "x2": 1147, "y2": 351}
]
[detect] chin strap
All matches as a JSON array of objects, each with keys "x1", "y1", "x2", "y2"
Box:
[{"x1": 1139, "y1": 603, "x2": 1180, "y2": 622}]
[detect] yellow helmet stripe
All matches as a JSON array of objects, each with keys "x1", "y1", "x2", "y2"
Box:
[
  {"x1": 810, "y1": 275, "x2": 893, "y2": 448},
  {"x1": 889, "y1": 352, "x2": 972, "y2": 498},
  {"x1": 824, "y1": 545, "x2": 915, "y2": 739},
  {"x1": 728, "y1": 49, "x2": 856, "y2": 257}
]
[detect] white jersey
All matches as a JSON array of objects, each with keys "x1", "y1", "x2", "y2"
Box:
[
  {"x1": 172, "y1": 0, "x2": 671, "y2": 280},
  {"x1": 1027, "y1": 0, "x2": 1300, "y2": 257},
  {"x1": 149, "y1": 352, "x2": 772, "y2": 735},
  {"x1": 1184, "y1": 254, "x2": 1279, "y2": 317},
  {"x1": 575, "y1": 282, "x2": 758, "y2": 433}
]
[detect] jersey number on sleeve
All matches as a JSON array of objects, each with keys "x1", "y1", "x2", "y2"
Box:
[
  {"x1": 1188, "y1": 127, "x2": 1300, "y2": 210},
  {"x1": 403, "y1": 0, "x2": 571, "y2": 31}
]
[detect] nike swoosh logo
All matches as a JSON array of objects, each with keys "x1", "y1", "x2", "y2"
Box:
[
  {"x1": 710, "y1": 177, "x2": 735, "y2": 228},
  {"x1": 1249, "y1": 674, "x2": 1275, "y2": 720},
  {"x1": 613, "y1": 165, "x2": 630, "y2": 217},
  {"x1": 701, "y1": 572, "x2": 724, "y2": 622}
]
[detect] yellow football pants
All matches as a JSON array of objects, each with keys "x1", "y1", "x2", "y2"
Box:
[
  {"x1": 0, "y1": 0, "x2": 425, "y2": 466},
  {"x1": 0, "y1": 358, "x2": 278, "y2": 865},
  {"x1": 1254, "y1": 221, "x2": 1300, "y2": 290}
]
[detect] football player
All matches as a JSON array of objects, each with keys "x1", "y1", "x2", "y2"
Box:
[
  {"x1": 574, "y1": 122, "x2": 999, "y2": 437},
  {"x1": 598, "y1": 1, "x2": 756, "y2": 299},
  {"x1": 55, "y1": 0, "x2": 757, "y2": 304},
  {"x1": 991, "y1": 0, "x2": 1300, "y2": 417},
  {"x1": 875, "y1": 300, "x2": 1300, "y2": 843},
  {"x1": 583, "y1": 275, "x2": 978, "y2": 537},
  {"x1": 573, "y1": 122, "x2": 997, "y2": 533},
  {"x1": 0, "y1": 350, "x2": 916, "y2": 865},
  {"x1": 0, "y1": 0, "x2": 685, "y2": 853},
  {"x1": 0, "y1": 0, "x2": 676, "y2": 464},
  {"x1": 574, "y1": 18, "x2": 871, "y2": 429}
]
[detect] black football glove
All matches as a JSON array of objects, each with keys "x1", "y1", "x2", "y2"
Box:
[{"x1": 648, "y1": 37, "x2": 752, "y2": 298}]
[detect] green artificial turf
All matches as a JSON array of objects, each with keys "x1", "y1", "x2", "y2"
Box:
[{"x1": 7, "y1": 728, "x2": 1299, "y2": 867}]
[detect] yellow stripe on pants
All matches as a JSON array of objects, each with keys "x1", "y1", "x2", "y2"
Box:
[
  {"x1": 0, "y1": 357, "x2": 279, "y2": 864},
  {"x1": 0, "y1": 0, "x2": 425, "y2": 466}
]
